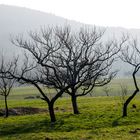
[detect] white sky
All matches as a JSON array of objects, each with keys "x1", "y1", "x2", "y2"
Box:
[{"x1": 0, "y1": 0, "x2": 140, "y2": 29}]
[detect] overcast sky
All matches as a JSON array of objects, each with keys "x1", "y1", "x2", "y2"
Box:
[{"x1": 0, "y1": 0, "x2": 140, "y2": 29}]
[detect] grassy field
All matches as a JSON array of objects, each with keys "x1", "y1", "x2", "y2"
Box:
[
  {"x1": 1, "y1": 78, "x2": 140, "y2": 139},
  {"x1": 0, "y1": 78, "x2": 139, "y2": 100}
]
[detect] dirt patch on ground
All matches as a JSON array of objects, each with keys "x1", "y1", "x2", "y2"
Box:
[{"x1": 0, "y1": 107, "x2": 48, "y2": 116}]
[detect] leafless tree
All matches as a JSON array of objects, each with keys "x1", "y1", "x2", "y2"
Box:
[
  {"x1": 2, "y1": 27, "x2": 74, "y2": 122},
  {"x1": 121, "y1": 39, "x2": 140, "y2": 117},
  {"x1": 0, "y1": 54, "x2": 71, "y2": 122},
  {"x1": 102, "y1": 85, "x2": 111, "y2": 96},
  {"x1": 9, "y1": 26, "x2": 126, "y2": 117},
  {"x1": 119, "y1": 84, "x2": 128, "y2": 105},
  {"x1": 0, "y1": 57, "x2": 16, "y2": 117},
  {"x1": 53, "y1": 27, "x2": 127, "y2": 114}
]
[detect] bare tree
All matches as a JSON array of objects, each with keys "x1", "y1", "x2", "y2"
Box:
[
  {"x1": 119, "y1": 84, "x2": 128, "y2": 105},
  {"x1": 102, "y1": 85, "x2": 111, "y2": 96},
  {"x1": 29, "y1": 26, "x2": 126, "y2": 114},
  {"x1": 8, "y1": 26, "x2": 126, "y2": 118},
  {"x1": 121, "y1": 39, "x2": 140, "y2": 117},
  {"x1": 0, "y1": 57, "x2": 16, "y2": 117},
  {"x1": 47, "y1": 26, "x2": 125, "y2": 114},
  {"x1": 2, "y1": 27, "x2": 74, "y2": 122},
  {"x1": 0, "y1": 54, "x2": 71, "y2": 122}
]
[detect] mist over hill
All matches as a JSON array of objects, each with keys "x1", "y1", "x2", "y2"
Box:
[
  {"x1": 0, "y1": 4, "x2": 140, "y2": 76},
  {"x1": 0, "y1": 5, "x2": 79, "y2": 55}
]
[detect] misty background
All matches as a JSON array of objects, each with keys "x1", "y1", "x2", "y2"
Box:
[{"x1": 1, "y1": 5, "x2": 140, "y2": 77}]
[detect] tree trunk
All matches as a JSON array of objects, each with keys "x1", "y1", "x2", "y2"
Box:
[
  {"x1": 123, "y1": 89, "x2": 139, "y2": 117},
  {"x1": 4, "y1": 95, "x2": 8, "y2": 118},
  {"x1": 48, "y1": 103, "x2": 56, "y2": 122},
  {"x1": 71, "y1": 95, "x2": 79, "y2": 114},
  {"x1": 122, "y1": 71, "x2": 139, "y2": 117},
  {"x1": 123, "y1": 102, "x2": 128, "y2": 117}
]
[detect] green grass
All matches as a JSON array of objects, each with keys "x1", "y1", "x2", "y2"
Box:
[
  {"x1": 1, "y1": 96, "x2": 140, "y2": 139},
  {"x1": 1, "y1": 78, "x2": 140, "y2": 100},
  {"x1": 1, "y1": 78, "x2": 140, "y2": 139}
]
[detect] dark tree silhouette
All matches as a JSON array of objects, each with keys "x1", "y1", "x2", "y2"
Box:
[
  {"x1": 7, "y1": 26, "x2": 126, "y2": 117},
  {"x1": 0, "y1": 53, "x2": 70, "y2": 122},
  {"x1": 121, "y1": 39, "x2": 140, "y2": 117},
  {"x1": 0, "y1": 57, "x2": 16, "y2": 117},
  {"x1": 52, "y1": 27, "x2": 126, "y2": 114},
  {"x1": 2, "y1": 27, "x2": 73, "y2": 122}
]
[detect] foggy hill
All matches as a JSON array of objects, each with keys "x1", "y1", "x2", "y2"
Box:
[
  {"x1": 0, "y1": 5, "x2": 81, "y2": 55},
  {"x1": 0, "y1": 4, "x2": 140, "y2": 76}
]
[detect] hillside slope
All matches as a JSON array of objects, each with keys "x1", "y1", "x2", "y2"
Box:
[{"x1": 0, "y1": 5, "x2": 140, "y2": 76}]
